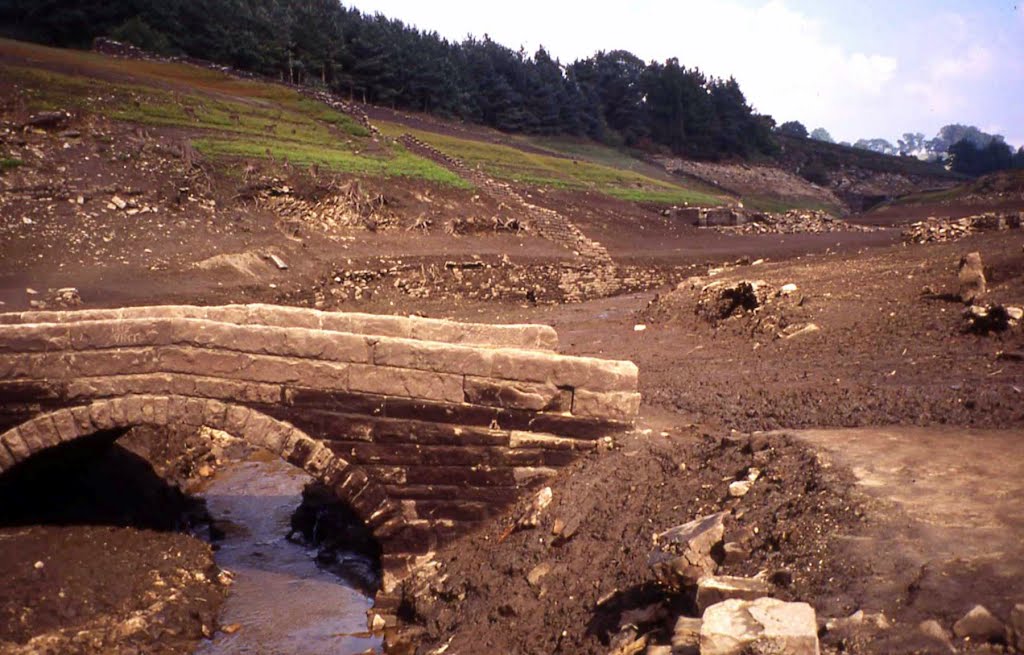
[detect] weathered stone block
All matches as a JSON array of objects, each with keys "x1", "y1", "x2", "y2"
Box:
[
  {"x1": 572, "y1": 389, "x2": 641, "y2": 421},
  {"x1": 68, "y1": 318, "x2": 174, "y2": 350},
  {"x1": 181, "y1": 398, "x2": 208, "y2": 427},
  {"x1": 464, "y1": 376, "x2": 569, "y2": 411},
  {"x1": 119, "y1": 396, "x2": 146, "y2": 425},
  {"x1": 74, "y1": 348, "x2": 158, "y2": 378},
  {"x1": 17, "y1": 419, "x2": 47, "y2": 453},
  {"x1": 672, "y1": 616, "x2": 702, "y2": 655},
  {"x1": 107, "y1": 397, "x2": 129, "y2": 426},
  {"x1": 953, "y1": 604, "x2": 1004, "y2": 642},
  {"x1": 697, "y1": 576, "x2": 772, "y2": 613},
  {"x1": 0, "y1": 324, "x2": 69, "y2": 352},
  {"x1": 701, "y1": 598, "x2": 820, "y2": 655},
  {"x1": 224, "y1": 405, "x2": 253, "y2": 436},
  {"x1": 513, "y1": 466, "x2": 557, "y2": 484},
  {"x1": 0, "y1": 429, "x2": 30, "y2": 462},
  {"x1": 373, "y1": 337, "x2": 493, "y2": 376},
  {"x1": 202, "y1": 399, "x2": 229, "y2": 428},
  {"x1": 348, "y1": 364, "x2": 464, "y2": 403},
  {"x1": 89, "y1": 401, "x2": 116, "y2": 430},
  {"x1": 491, "y1": 350, "x2": 638, "y2": 393},
  {"x1": 50, "y1": 409, "x2": 79, "y2": 442},
  {"x1": 0, "y1": 438, "x2": 15, "y2": 471},
  {"x1": 69, "y1": 406, "x2": 96, "y2": 435},
  {"x1": 508, "y1": 431, "x2": 595, "y2": 451}
]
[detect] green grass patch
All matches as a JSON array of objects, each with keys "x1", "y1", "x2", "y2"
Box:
[
  {"x1": 2, "y1": 52, "x2": 462, "y2": 187},
  {"x1": 606, "y1": 187, "x2": 724, "y2": 205},
  {"x1": 742, "y1": 194, "x2": 843, "y2": 214},
  {"x1": 0, "y1": 158, "x2": 23, "y2": 173},
  {"x1": 194, "y1": 138, "x2": 469, "y2": 187},
  {"x1": 378, "y1": 121, "x2": 724, "y2": 205},
  {"x1": 884, "y1": 187, "x2": 962, "y2": 207}
]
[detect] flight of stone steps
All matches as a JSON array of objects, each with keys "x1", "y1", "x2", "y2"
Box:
[
  {"x1": 399, "y1": 134, "x2": 620, "y2": 300},
  {"x1": 305, "y1": 90, "x2": 381, "y2": 137}
]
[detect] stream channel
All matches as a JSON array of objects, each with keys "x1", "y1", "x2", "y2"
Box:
[{"x1": 193, "y1": 453, "x2": 381, "y2": 655}]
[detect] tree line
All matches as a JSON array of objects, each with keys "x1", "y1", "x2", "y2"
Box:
[
  {"x1": 779, "y1": 120, "x2": 1024, "y2": 176},
  {"x1": 1, "y1": 0, "x2": 776, "y2": 160}
]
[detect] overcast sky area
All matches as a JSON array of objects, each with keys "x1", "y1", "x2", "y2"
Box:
[{"x1": 352, "y1": 0, "x2": 1024, "y2": 149}]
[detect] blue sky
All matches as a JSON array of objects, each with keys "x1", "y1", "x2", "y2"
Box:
[{"x1": 351, "y1": 0, "x2": 1024, "y2": 148}]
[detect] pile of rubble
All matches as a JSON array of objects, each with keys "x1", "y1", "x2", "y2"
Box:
[
  {"x1": 295, "y1": 258, "x2": 688, "y2": 308},
  {"x1": 259, "y1": 180, "x2": 395, "y2": 232},
  {"x1": 638, "y1": 510, "x2": 821, "y2": 655},
  {"x1": 964, "y1": 303, "x2": 1023, "y2": 334},
  {"x1": 903, "y1": 211, "x2": 1023, "y2": 244},
  {"x1": 648, "y1": 274, "x2": 818, "y2": 337},
  {"x1": 444, "y1": 214, "x2": 522, "y2": 235},
  {"x1": 955, "y1": 250, "x2": 1023, "y2": 333},
  {"x1": 713, "y1": 209, "x2": 876, "y2": 235}
]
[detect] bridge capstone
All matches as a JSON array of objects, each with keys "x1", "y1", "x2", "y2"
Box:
[{"x1": 0, "y1": 304, "x2": 639, "y2": 587}]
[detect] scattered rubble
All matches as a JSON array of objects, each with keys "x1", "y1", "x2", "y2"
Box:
[
  {"x1": 918, "y1": 619, "x2": 956, "y2": 652},
  {"x1": 903, "y1": 211, "x2": 1023, "y2": 244},
  {"x1": 517, "y1": 486, "x2": 553, "y2": 529},
  {"x1": 710, "y1": 209, "x2": 876, "y2": 235},
  {"x1": 964, "y1": 303, "x2": 1021, "y2": 334},
  {"x1": 648, "y1": 512, "x2": 726, "y2": 589},
  {"x1": 23, "y1": 110, "x2": 70, "y2": 130},
  {"x1": 258, "y1": 178, "x2": 395, "y2": 232},
  {"x1": 266, "y1": 253, "x2": 289, "y2": 270}
]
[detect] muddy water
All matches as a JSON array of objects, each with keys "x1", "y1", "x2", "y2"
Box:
[{"x1": 194, "y1": 455, "x2": 380, "y2": 655}]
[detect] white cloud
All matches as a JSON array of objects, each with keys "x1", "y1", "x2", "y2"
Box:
[{"x1": 931, "y1": 46, "x2": 993, "y2": 80}]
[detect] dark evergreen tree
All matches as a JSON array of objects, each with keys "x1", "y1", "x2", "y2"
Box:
[
  {"x1": 1, "y1": 0, "x2": 780, "y2": 159},
  {"x1": 778, "y1": 121, "x2": 809, "y2": 138}
]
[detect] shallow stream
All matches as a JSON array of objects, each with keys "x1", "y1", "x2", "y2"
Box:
[{"x1": 193, "y1": 454, "x2": 380, "y2": 655}]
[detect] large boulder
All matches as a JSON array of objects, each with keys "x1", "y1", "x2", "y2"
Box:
[
  {"x1": 958, "y1": 252, "x2": 986, "y2": 303},
  {"x1": 701, "y1": 598, "x2": 820, "y2": 655},
  {"x1": 952, "y1": 604, "x2": 1004, "y2": 643},
  {"x1": 648, "y1": 512, "x2": 726, "y2": 589}
]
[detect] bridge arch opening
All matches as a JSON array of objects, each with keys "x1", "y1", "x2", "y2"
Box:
[{"x1": 0, "y1": 395, "x2": 405, "y2": 588}]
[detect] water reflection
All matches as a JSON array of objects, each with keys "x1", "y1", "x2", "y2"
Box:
[{"x1": 194, "y1": 457, "x2": 381, "y2": 655}]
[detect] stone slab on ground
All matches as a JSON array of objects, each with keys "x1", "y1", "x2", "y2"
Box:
[{"x1": 701, "y1": 597, "x2": 820, "y2": 655}]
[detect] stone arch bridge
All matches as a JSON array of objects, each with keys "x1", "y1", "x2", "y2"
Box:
[{"x1": 0, "y1": 304, "x2": 639, "y2": 590}]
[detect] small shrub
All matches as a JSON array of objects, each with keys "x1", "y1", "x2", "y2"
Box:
[{"x1": 0, "y1": 158, "x2": 23, "y2": 173}]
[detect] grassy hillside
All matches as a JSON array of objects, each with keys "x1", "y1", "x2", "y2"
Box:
[
  {"x1": 375, "y1": 121, "x2": 725, "y2": 206},
  {"x1": 1, "y1": 38, "x2": 729, "y2": 206},
  {"x1": 0, "y1": 38, "x2": 467, "y2": 187}
]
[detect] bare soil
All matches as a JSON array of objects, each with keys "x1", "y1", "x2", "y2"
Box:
[{"x1": 2, "y1": 47, "x2": 1024, "y2": 655}]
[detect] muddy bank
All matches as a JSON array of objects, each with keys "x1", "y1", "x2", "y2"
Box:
[
  {"x1": 394, "y1": 427, "x2": 1024, "y2": 654},
  {"x1": 393, "y1": 430, "x2": 870, "y2": 654},
  {"x1": 0, "y1": 427, "x2": 225, "y2": 654}
]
